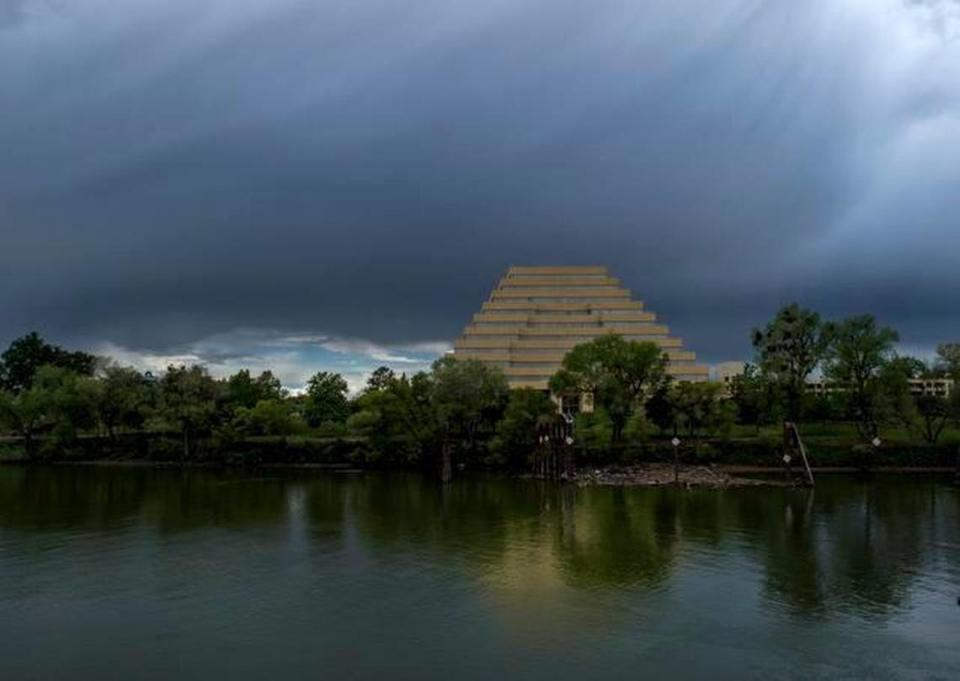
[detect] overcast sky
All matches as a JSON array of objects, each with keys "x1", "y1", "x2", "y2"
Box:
[{"x1": 2, "y1": 0, "x2": 959, "y2": 389}]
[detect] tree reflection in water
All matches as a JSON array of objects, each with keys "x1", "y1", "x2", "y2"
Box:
[{"x1": 0, "y1": 467, "x2": 956, "y2": 621}]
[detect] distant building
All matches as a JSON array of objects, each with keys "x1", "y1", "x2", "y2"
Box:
[
  {"x1": 705, "y1": 360, "x2": 954, "y2": 400},
  {"x1": 806, "y1": 379, "x2": 835, "y2": 396},
  {"x1": 452, "y1": 266, "x2": 708, "y2": 390},
  {"x1": 808, "y1": 377, "x2": 953, "y2": 397},
  {"x1": 908, "y1": 378, "x2": 953, "y2": 398},
  {"x1": 712, "y1": 361, "x2": 747, "y2": 395}
]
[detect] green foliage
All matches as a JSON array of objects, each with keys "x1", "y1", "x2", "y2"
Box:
[
  {"x1": 752, "y1": 304, "x2": 831, "y2": 422},
  {"x1": 936, "y1": 343, "x2": 960, "y2": 379},
  {"x1": 365, "y1": 366, "x2": 397, "y2": 392},
  {"x1": 887, "y1": 356, "x2": 928, "y2": 380},
  {"x1": 225, "y1": 370, "x2": 285, "y2": 411},
  {"x1": 431, "y1": 356, "x2": 509, "y2": 460},
  {"x1": 911, "y1": 394, "x2": 954, "y2": 444},
  {"x1": 645, "y1": 386, "x2": 675, "y2": 435},
  {"x1": 665, "y1": 381, "x2": 735, "y2": 439},
  {"x1": 1, "y1": 316, "x2": 956, "y2": 468},
  {"x1": 729, "y1": 363, "x2": 785, "y2": 430},
  {"x1": 490, "y1": 388, "x2": 556, "y2": 467},
  {"x1": 96, "y1": 365, "x2": 153, "y2": 437},
  {"x1": 622, "y1": 407, "x2": 654, "y2": 446},
  {"x1": 0, "y1": 366, "x2": 99, "y2": 453},
  {"x1": 875, "y1": 356, "x2": 960, "y2": 444},
  {"x1": 348, "y1": 371, "x2": 436, "y2": 464},
  {"x1": 233, "y1": 399, "x2": 301, "y2": 436},
  {"x1": 823, "y1": 314, "x2": 899, "y2": 441},
  {"x1": 159, "y1": 365, "x2": 219, "y2": 458},
  {"x1": 575, "y1": 408, "x2": 614, "y2": 455},
  {"x1": 304, "y1": 371, "x2": 350, "y2": 427},
  {"x1": 0, "y1": 332, "x2": 97, "y2": 393},
  {"x1": 549, "y1": 335, "x2": 668, "y2": 440},
  {"x1": 0, "y1": 384, "x2": 49, "y2": 454},
  {"x1": 805, "y1": 391, "x2": 845, "y2": 424},
  {"x1": 35, "y1": 366, "x2": 99, "y2": 445}
]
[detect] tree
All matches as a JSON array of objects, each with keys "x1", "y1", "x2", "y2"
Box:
[
  {"x1": 0, "y1": 332, "x2": 97, "y2": 393},
  {"x1": 664, "y1": 381, "x2": 735, "y2": 439},
  {"x1": 96, "y1": 365, "x2": 153, "y2": 438},
  {"x1": 349, "y1": 372, "x2": 436, "y2": 463},
  {"x1": 823, "y1": 315, "x2": 899, "y2": 441},
  {"x1": 159, "y1": 365, "x2": 219, "y2": 459},
  {"x1": 304, "y1": 371, "x2": 350, "y2": 428},
  {"x1": 913, "y1": 393, "x2": 953, "y2": 444},
  {"x1": 365, "y1": 366, "x2": 397, "y2": 393},
  {"x1": 233, "y1": 399, "x2": 300, "y2": 436},
  {"x1": 882, "y1": 355, "x2": 957, "y2": 444},
  {"x1": 549, "y1": 336, "x2": 668, "y2": 442},
  {"x1": 304, "y1": 372, "x2": 350, "y2": 427},
  {"x1": 729, "y1": 363, "x2": 784, "y2": 432},
  {"x1": 645, "y1": 385, "x2": 676, "y2": 435},
  {"x1": 431, "y1": 356, "x2": 509, "y2": 480},
  {"x1": 490, "y1": 389, "x2": 556, "y2": 468},
  {"x1": 622, "y1": 406, "x2": 655, "y2": 448},
  {"x1": 34, "y1": 366, "x2": 99, "y2": 445},
  {"x1": 574, "y1": 408, "x2": 615, "y2": 456},
  {"x1": 873, "y1": 358, "x2": 918, "y2": 436},
  {"x1": 225, "y1": 370, "x2": 285, "y2": 411},
  {"x1": 0, "y1": 386, "x2": 48, "y2": 456},
  {"x1": 752, "y1": 304, "x2": 831, "y2": 422},
  {"x1": 0, "y1": 366, "x2": 99, "y2": 453},
  {"x1": 936, "y1": 343, "x2": 960, "y2": 379}
]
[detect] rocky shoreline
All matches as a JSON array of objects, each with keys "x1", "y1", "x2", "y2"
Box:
[{"x1": 572, "y1": 464, "x2": 792, "y2": 488}]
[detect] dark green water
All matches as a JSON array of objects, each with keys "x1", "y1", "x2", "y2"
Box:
[{"x1": 0, "y1": 467, "x2": 958, "y2": 679}]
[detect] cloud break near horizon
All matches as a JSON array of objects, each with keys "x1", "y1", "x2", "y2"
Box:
[{"x1": 2, "y1": 0, "x2": 959, "y2": 389}]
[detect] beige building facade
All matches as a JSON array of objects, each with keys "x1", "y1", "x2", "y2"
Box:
[
  {"x1": 712, "y1": 361, "x2": 747, "y2": 396},
  {"x1": 808, "y1": 377, "x2": 954, "y2": 398},
  {"x1": 452, "y1": 266, "x2": 708, "y2": 390}
]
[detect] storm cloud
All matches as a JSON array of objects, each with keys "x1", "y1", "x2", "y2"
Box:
[{"x1": 1, "y1": 0, "x2": 958, "y2": 384}]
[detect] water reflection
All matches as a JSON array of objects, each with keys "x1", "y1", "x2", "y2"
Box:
[{"x1": 0, "y1": 467, "x2": 957, "y2": 622}]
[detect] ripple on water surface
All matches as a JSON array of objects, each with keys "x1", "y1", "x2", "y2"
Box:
[{"x1": 0, "y1": 468, "x2": 958, "y2": 679}]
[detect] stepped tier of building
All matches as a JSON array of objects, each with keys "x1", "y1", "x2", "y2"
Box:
[{"x1": 452, "y1": 266, "x2": 709, "y2": 390}]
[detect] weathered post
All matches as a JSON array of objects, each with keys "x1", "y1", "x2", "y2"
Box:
[
  {"x1": 783, "y1": 421, "x2": 815, "y2": 487},
  {"x1": 544, "y1": 428, "x2": 556, "y2": 478},
  {"x1": 954, "y1": 444, "x2": 959, "y2": 486},
  {"x1": 672, "y1": 437, "x2": 681, "y2": 486},
  {"x1": 561, "y1": 410, "x2": 576, "y2": 480},
  {"x1": 871, "y1": 437, "x2": 882, "y2": 474},
  {"x1": 534, "y1": 427, "x2": 545, "y2": 479},
  {"x1": 563, "y1": 432, "x2": 575, "y2": 479},
  {"x1": 440, "y1": 438, "x2": 452, "y2": 483}
]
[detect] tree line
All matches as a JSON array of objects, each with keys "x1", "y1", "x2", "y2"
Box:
[
  {"x1": 744, "y1": 304, "x2": 960, "y2": 443},
  {"x1": 1, "y1": 304, "x2": 958, "y2": 470}
]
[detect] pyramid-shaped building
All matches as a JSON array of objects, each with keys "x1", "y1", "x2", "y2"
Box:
[{"x1": 452, "y1": 266, "x2": 708, "y2": 390}]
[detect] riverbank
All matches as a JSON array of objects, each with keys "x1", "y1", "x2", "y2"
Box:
[
  {"x1": 571, "y1": 463, "x2": 959, "y2": 488},
  {"x1": 573, "y1": 464, "x2": 784, "y2": 487},
  {"x1": 3, "y1": 457, "x2": 957, "y2": 492},
  {"x1": 2, "y1": 432, "x2": 958, "y2": 475}
]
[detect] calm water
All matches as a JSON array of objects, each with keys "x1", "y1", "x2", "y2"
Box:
[{"x1": 0, "y1": 467, "x2": 958, "y2": 679}]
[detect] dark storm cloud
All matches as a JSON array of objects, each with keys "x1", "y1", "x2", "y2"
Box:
[
  {"x1": 0, "y1": 0, "x2": 30, "y2": 28},
  {"x1": 1, "y1": 0, "x2": 958, "y2": 365}
]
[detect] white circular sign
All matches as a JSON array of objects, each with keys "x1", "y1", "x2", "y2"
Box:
[
  {"x1": 782, "y1": 454, "x2": 792, "y2": 464},
  {"x1": 872, "y1": 437, "x2": 882, "y2": 448},
  {"x1": 671, "y1": 437, "x2": 681, "y2": 447}
]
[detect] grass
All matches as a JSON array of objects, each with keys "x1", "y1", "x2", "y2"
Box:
[{"x1": 727, "y1": 422, "x2": 960, "y2": 446}]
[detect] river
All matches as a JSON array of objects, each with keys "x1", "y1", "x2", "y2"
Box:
[{"x1": 0, "y1": 466, "x2": 957, "y2": 679}]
